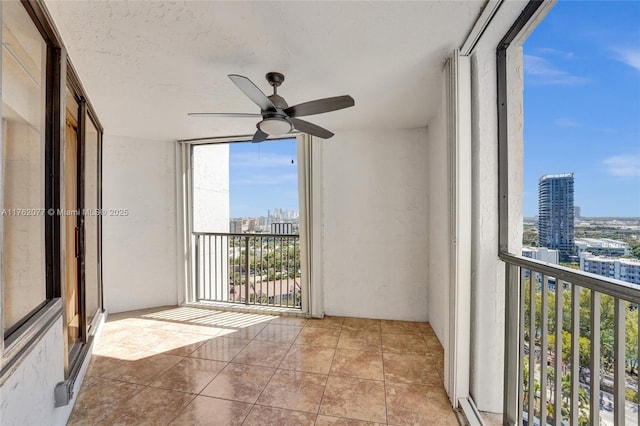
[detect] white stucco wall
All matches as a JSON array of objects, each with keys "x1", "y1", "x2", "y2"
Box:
[
  {"x1": 465, "y1": 1, "x2": 536, "y2": 412},
  {"x1": 320, "y1": 128, "x2": 429, "y2": 322},
  {"x1": 426, "y1": 79, "x2": 450, "y2": 347},
  {"x1": 192, "y1": 143, "x2": 230, "y2": 301},
  {"x1": 0, "y1": 314, "x2": 101, "y2": 426},
  {"x1": 192, "y1": 143, "x2": 229, "y2": 233},
  {"x1": 102, "y1": 135, "x2": 177, "y2": 313},
  {"x1": 1, "y1": 318, "x2": 65, "y2": 425},
  {"x1": 467, "y1": 48, "x2": 505, "y2": 413}
]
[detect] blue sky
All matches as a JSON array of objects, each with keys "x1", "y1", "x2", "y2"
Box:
[
  {"x1": 229, "y1": 138, "x2": 299, "y2": 217},
  {"x1": 229, "y1": 2, "x2": 639, "y2": 219},
  {"x1": 523, "y1": 0, "x2": 640, "y2": 217}
]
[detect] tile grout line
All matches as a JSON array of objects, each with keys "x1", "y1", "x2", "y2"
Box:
[
  {"x1": 380, "y1": 323, "x2": 389, "y2": 426},
  {"x1": 313, "y1": 322, "x2": 343, "y2": 424},
  {"x1": 238, "y1": 319, "x2": 289, "y2": 425},
  {"x1": 146, "y1": 312, "x2": 214, "y2": 425}
]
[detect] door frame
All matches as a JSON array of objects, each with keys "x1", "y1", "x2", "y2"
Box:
[
  {"x1": 62, "y1": 67, "x2": 104, "y2": 378},
  {"x1": 62, "y1": 86, "x2": 85, "y2": 374},
  {"x1": 176, "y1": 134, "x2": 311, "y2": 314}
]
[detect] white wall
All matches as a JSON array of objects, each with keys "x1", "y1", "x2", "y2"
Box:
[
  {"x1": 0, "y1": 318, "x2": 66, "y2": 425},
  {"x1": 321, "y1": 128, "x2": 429, "y2": 322},
  {"x1": 192, "y1": 144, "x2": 229, "y2": 233},
  {"x1": 426, "y1": 80, "x2": 450, "y2": 346},
  {"x1": 191, "y1": 143, "x2": 230, "y2": 301},
  {"x1": 0, "y1": 314, "x2": 101, "y2": 426},
  {"x1": 102, "y1": 135, "x2": 177, "y2": 313},
  {"x1": 465, "y1": 1, "x2": 535, "y2": 411},
  {"x1": 467, "y1": 48, "x2": 505, "y2": 413}
]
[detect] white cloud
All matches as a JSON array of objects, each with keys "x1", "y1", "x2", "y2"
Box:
[
  {"x1": 553, "y1": 117, "x2": 580, "y2": 128},
  {"x1": 603, "y1": 154, "x2": 640, "y2": 177},
  {"x1": 236, "y1": 173, "x2": 298, "y2": 186},
  {"x1": 523, "y1": 55, "x2": 590, "y2": 85},
  {"x1": 231, "y1": 152, "x2": 295, "y2": 169},
  {"x1": 611, "y1": 47, "x2": 640, "y2": 72},
  {"x1": 535, "y1": 47, "x2": 575, "y2": 60}
]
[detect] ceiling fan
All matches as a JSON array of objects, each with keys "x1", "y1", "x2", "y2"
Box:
[{"x1": 188, "y1": 72, "x2": 355, "y2": 142}]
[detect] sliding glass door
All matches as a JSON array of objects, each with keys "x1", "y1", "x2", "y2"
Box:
[{"x1": 64, "y1": 80, "x2": 104, "y2": 372}]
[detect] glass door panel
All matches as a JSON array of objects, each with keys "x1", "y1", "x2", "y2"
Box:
[
  {"x1": 83, "y1": 116, "x2": 100, "y2": 333},
  {"x1": 65, "y1": 89, "x2": 80, "y2": 355}
]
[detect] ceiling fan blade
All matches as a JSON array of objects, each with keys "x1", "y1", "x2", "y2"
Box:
[
  {"x1": 252, "y1": 129, "x2": 269, "y2": 143},
  {"x1": 290, "y1": 118, "x2": 334, "y2": 139},
  {"x1": 228, "y1": 74, "x2": 277, "y2": 112},
  {"x1": 188, "y1": 112, "x2": 262, "y2": 118},
  {"x1": 284, "y1": 95, "x2": 354, "y2": 118}
]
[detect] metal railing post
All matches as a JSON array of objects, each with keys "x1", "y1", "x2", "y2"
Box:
[
  {"x1": 570, "y1": 285, "x2": 580, "y2": 426},
  {"x1": 194, "y1": 235, "x2": 200, "y2": 301},
  {"x1": 614, "y1": 297, "x2": 625, "y2": 426},
  {"x1": 504, "y1": 262, "x2": 520, "y2": 425},
  {"x1": 553, "y1": 280, "x2": 564, "y2": 426},
  {"x1": 245, "y1": 235, "x2": 250, "y2": 305},
  {"x1": 590, "y1": 291, "x2": 601, "y2": 425},
  {"x1": 540, "y1": 274, "x2": 549, "y2": 424}
]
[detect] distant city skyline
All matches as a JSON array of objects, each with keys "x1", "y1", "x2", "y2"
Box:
[{"x1": 230, "y1": 207, "x2": 299, "y2": 220}]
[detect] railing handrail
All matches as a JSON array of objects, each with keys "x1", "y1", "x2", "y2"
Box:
[
  {"x1": 193, "y1": 231, "x2": 299, "y2": 238},
  {"x1": 499, "y1": 252, "x2": 640, "y2": 304}
]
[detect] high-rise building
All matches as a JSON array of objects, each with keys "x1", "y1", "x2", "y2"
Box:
[
  {"x1": 538, "y1": 173, "x2": 574, "y2": 262},
  {"x1": 230, "y1": 219, "x2": 245, "y2": 233}
]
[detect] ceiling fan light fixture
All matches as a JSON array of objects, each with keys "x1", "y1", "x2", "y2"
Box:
[{"x1": 257, "y1": 117, "x2": 292, "y2": 136}]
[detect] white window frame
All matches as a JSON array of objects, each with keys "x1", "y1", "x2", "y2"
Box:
[{"x1": 176, "y1": 133, "x2": 316, "y2": 315}]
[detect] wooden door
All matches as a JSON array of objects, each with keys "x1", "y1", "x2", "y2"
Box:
[{"x1": 65, "y1": 108, "x2": 80, "y2": 352}]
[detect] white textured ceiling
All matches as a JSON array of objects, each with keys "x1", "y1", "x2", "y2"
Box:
[{"x1": 45, "y1": 1, "x2": 484, "y2": 141}]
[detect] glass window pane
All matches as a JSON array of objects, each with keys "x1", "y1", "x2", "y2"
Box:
[
  {"x1": 2, "y1": 1, "x2": 47, "y2": 334},
  {"x1": 84, "y1": 117, "x2": 100, "y2": 329}
]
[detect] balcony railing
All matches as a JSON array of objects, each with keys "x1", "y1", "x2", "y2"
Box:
[
  {"x1": 502, "y1": 253, "x2": 640, "y2": 426},
  {"x1": 193, "y1": 232, "x2": 302, "y2": 309}
]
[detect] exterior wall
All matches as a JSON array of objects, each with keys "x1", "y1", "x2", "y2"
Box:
[
  {"x1": 192, "y1": 144, "x2": 229, "y2": 233},
  {"x1": 321, "y1": 128, "x2": 429, "y2": 322},
  {"x1": 102, "y1": 135, "x2": 178, "y2": 313},
  {"x1": 191, "y1": 143, "x2": 230, "y2": 301}
]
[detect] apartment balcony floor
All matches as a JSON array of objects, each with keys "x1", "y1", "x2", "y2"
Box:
[{"x1": 68, "y1": 306, "x2": 457, "y2": 425}]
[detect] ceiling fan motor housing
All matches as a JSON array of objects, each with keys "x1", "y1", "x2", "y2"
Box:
[
  {"x1": 266, "y1": 72, "x2": 285, "y2": 87},
  {"x1": 267, "y1": 94, "x2": 288, "y2": 110}
]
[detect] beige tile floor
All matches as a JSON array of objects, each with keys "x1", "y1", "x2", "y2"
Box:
[{"x1": 69, "y1": 306, "x2": 459, "y2": 426}]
